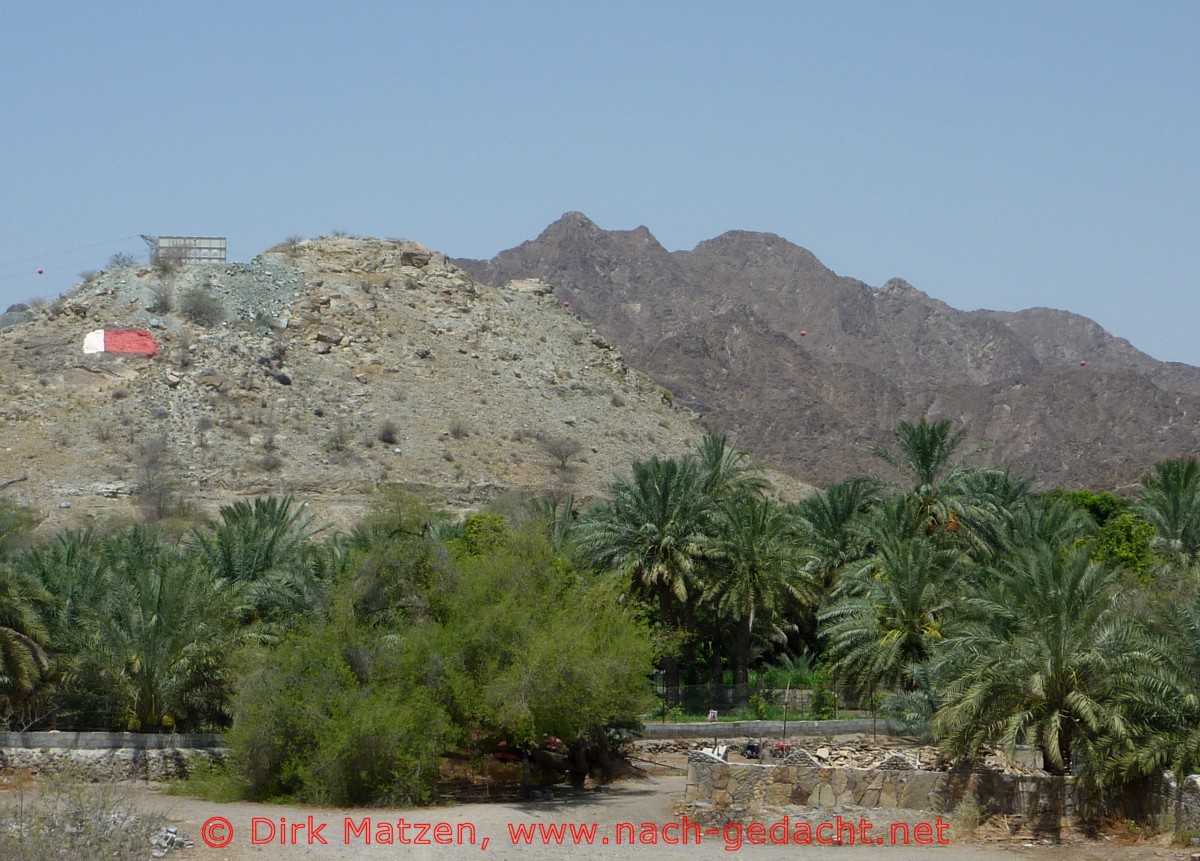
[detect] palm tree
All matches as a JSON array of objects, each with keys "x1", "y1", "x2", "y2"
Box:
[
  {"x1": 14, "y1": 529, "x2": 106, "y2": 641},
  {"x1": 526, "y1": 493, "x2": 578, "y2": 552},
  {"x1": 791, "y1": 477, "x2": 881, "y2": 588},
  {"x1": 190, "y1": 495, "x2": 326, "y2": 630},
  {"x1": 708, "y1": 494, "x2": 815, "y2": 698},
  {"x1": 76, "y1": 529, "x2": 246, "y2": 730},
  {"x1": 935, "y1": 543, "x2": 1135, "y2": 775},
  {"x1": 870, "y1": 418, "x2": 967, "y2": 494},
  {"x1": 1139, "y1": 457, "x2": 1200, "y2": 569},
  {"x1": 695, "y1": 435, "x2": 770, "y2": 500},
  {"x1": 819, "y1": 509, "x2": 961, "y2": 691},
  {"x1": 869, "y1": 418, "x2": 975, "y2": 535},
  {"x1": 577, "y1": 456, "x2": 711, "y2": 704},
  {"x1": 0, "y1": 564, "x2": 50, "y2": 703}
]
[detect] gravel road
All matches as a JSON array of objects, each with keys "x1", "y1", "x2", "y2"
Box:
[{"x1": 139, "y1": 776, "x2": 1185, "y2": 861}]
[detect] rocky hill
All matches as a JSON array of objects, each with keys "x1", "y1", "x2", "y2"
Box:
[
  {"x1": 0, "y1": 237, "x2": 805, "y2": 533},
  {"x1": 459, "y1": 212, "x2": 1200, "y2": 489}
]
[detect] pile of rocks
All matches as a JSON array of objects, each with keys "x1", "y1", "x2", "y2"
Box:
[
  {"x1": 640, "y1": 734, "x2": 1043, "y2": 775},
  {"x1": 151, "y1": 825, "x2": 193, "y2": 856}
]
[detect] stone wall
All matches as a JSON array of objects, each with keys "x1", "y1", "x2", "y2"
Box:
[
  {"x1": 685, "y1": 755, "x2": 1074, "y2": 823},
  {"x1": 641, "y1": 719, "x2": 905, "y2": 740},
  {"x1": 0, "y1": 732, "x2": 224, "y2": 782}
]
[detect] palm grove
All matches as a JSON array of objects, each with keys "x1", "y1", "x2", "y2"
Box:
[{"x1": 2, "y1": 421, "x2": 1200, "y2": 813}]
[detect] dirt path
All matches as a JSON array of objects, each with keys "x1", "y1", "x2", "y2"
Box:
[{"x1": 135, "y1": 775, "x2": 1187, "y2": 861}]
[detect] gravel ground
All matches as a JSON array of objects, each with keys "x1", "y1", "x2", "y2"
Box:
[{"x1": 134, "y1": 776, "x2": 1188, "y2": 861}]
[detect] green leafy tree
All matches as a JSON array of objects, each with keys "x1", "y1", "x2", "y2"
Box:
[
  {"x1": 229, "y1": 526, "x2": 653, "y2": 803},
  {"x1": 1092, "y1": 511, "x2": 1155, "y2": 584}
]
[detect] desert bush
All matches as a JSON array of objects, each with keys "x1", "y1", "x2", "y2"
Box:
[
  {"x1": 152, "y1": 244, "x2": 187, "y2": 275},
  {"x1": 448, "y1": 419, "x2": 470, "y2": 439},
  {"x1": 260, "y1": 453, "x2": 283, "y2": 472},
  {"x1": 0, "y1": 776, "x2": 166, "y2": 861},
  {"x1": 0, "y1": 497, "x2": 38, "y2": 557},
  {"x1": 227, "y1": 628, "x2": 454, "y2": 805},
  {"x1": 148, "y1": 282, "x2": 174, "y2": 313},
  {"x1": 176, "y1": 328, "x2": 193, "y2": 368},
  {"x1": 195, "y1": 415, "x2": 214, "y2": 448},
  {"x1": 179, "y1": 288, "x2": 225, "y2": 327},
  {"x1": 266, "y1": 234, "x2": 304, "y2": 256},
  {"x1": 377, "y1": 420, "x2": 399, "y2": 445},
  {"x1": 107, "y1": 251, "x2": 138, "y2": 268},
  {"x1": 227, "y1": 525, "x2": 654, "y2": 804},
  {"x1": 326, "y1": 423, "x2": 350, "y2": 453},
  {"x1": 542, "y1": 436, "x2": 583, "y2": 470},
  {"x1": 951, "y1": 792, "x2": 982, "y2": 838}
]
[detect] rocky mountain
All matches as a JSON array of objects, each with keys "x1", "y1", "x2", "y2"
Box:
[
  {"x1": 459, "y1": 212, "x2": 1200, "y2": 489},
  {"x1": 1, "y1": 237, "x2": 807, "y2": 533}
]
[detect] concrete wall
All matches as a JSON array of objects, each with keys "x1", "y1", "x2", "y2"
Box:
[{"x1": 0, "y1": 731, "x2": 222, "y2": 750}]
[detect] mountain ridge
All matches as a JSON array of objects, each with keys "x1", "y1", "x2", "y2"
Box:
[{"x1": 458, "y1": 212, "x2": 1200, "y2": 488}]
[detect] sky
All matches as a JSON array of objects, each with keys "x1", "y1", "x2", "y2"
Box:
[{"x1": 2, "y1": 2, "x2": 1198, "y2": 363}]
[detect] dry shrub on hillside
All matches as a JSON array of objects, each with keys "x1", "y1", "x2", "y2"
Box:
[
  {"x1": 179, "y1": 288, "x2": 225, "y2": 327},
  {"x1": 0, "y1": 776, "x2": 166, "y2": 861},
  {"x1": 542, "y1": 436, "x2": 583, "y2": 470}
]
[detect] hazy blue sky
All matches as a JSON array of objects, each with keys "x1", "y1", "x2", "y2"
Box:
[{"x1": 3, "y1": 3, "x2": 1197, "y2": 363}]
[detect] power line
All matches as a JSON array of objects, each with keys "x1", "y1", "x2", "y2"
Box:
[
  {"x1": 0, "y1": 236, "x2": 139, "y2": 270},
  {"x1": 0, "y1": 252, "x2": 132, "y2": 283}
]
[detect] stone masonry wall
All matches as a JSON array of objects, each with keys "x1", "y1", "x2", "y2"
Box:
[
  {"x1": 685, "y1": 755, "x2": 1074, "y2": 822},
  {"x1": 0, "y1": 732, "x2": 224, "y2": 782}
]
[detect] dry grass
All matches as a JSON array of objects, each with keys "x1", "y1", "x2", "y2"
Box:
[{"x1": 0, "y1": 773, "x2": 166, "y2": 861}]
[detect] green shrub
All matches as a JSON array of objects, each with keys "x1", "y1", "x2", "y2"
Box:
[
  {"x1": 226, "y1": 524, "x2": 654, "y2": 804},
  {"x1": 166, "y1": 754, "x2": 244, "y2": 802},
  {"x1": 808, "y1": 667, "x2": 836, "y2": 719}
]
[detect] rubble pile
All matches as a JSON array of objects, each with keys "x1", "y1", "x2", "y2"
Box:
[{"x1": 636, "y1": 734, "x2": 1044, "y2": 775}]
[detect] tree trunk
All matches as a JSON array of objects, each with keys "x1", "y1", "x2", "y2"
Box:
[
  {"x1": 733, "y1": 616, "x2": 751, "y2": 703},
  {"x1": 680, "y1": 598, "x2": 697, "y2": 686},
  {"x1": 1175, "y1": 771, "x2": 1183, "y2": 835},
  {"x1": 659, "y1": 581, "x2": 680, "y2": 706},
  {"x1": 707, "y1": 637, "x2": 725, "y2": 703}
]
